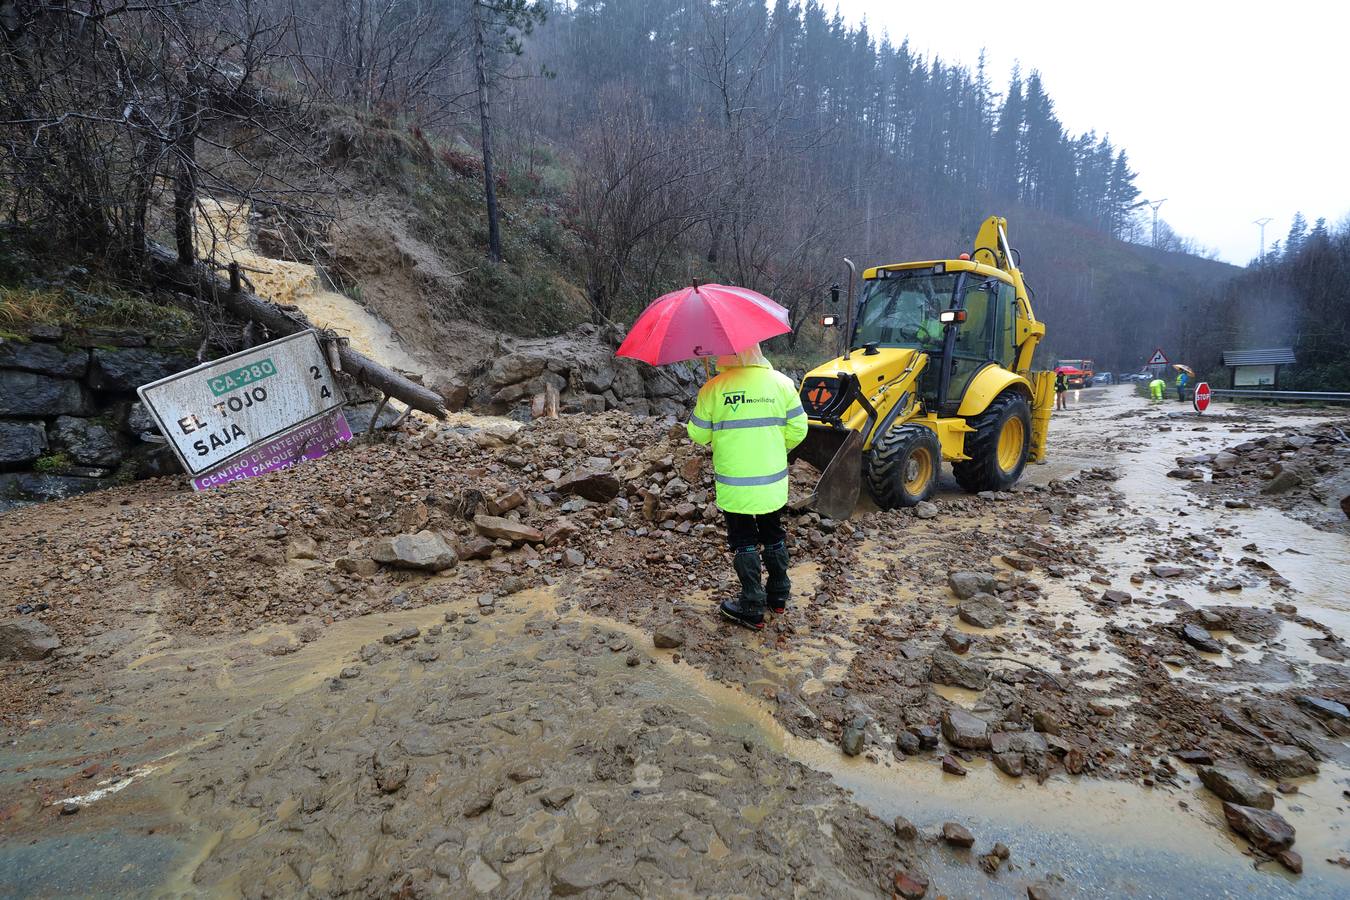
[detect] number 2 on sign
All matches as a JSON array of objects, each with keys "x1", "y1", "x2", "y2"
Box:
[{"x1": 309, "y1": 364, "x2": 333, "y2": 399}]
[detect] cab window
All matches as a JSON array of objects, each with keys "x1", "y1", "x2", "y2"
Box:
[
  {"x1": 997, "y1": 282, "x2": 1018, "y2": 368},
  {"x1": 954, "y1": 277, "x2": 998, "y2": 358}
]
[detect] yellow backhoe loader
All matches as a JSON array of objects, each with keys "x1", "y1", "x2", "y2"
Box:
[{"x1": 792, "y1": 215, "x2": 1053, "y2": 519}]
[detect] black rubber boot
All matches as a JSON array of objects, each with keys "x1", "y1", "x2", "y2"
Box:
[
  {"x1": 763, "y1": 541, "x2": 790, "y2": 614},
  {"x1": 718, "y1": 548, "x2": 766, "y2": 630}
]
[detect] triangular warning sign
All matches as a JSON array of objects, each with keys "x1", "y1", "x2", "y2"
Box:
[{"x1": 1147, "y1": 348, "x2": 1168, "y2": 365}]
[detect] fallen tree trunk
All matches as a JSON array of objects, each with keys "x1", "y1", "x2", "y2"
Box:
[{"x1": 146, "y1": 241, "x2": 446, "y2": 419}]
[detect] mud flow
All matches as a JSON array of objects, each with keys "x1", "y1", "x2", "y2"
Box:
[{"x1": 2, "y1": 386, "x2": 1348, "y2": 898}]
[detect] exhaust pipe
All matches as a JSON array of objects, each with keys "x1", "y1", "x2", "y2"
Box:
[{"x1": 841, "y1": 257, "x2": 857, "y2": 361}]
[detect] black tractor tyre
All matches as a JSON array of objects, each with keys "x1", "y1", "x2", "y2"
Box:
[
  {"x1": 952, "y1": 391, "x2": 1033, "y2": 494},
  {"x1": 865, "y1": 424, "x2": 941, "y2": 509}
]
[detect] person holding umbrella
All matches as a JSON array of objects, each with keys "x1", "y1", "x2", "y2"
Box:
[
  {"x1": 687, "y1": 344, "x2": 807, "y2": 629},
  {"x1": 617, "y1": 283, "x2": 806, "y2": 631},
  {"x1": 1174, "y1": 364, "x2": 1194, "y2": 402}
]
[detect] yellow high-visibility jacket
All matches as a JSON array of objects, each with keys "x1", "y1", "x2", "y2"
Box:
[{"x1": 687, "y1": 363, "x2": 807, "y2": 514}]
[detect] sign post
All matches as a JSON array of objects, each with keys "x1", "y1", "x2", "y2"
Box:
[
  {"x1": 1145, "y1": 348, "x2": 1169, "y2": 380},
  {"x1": 138, "y1": 331, "x2": 351, "y2": 489},
  {"x1": 1192, "y1": 381, "x2": 1211, "y2": 414}
]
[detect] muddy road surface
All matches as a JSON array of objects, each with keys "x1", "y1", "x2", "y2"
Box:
[{"x1": 2, "y1": 385, "x2": 1348, "y2": 897}]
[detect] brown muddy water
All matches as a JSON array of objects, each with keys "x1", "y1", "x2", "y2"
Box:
[{"x1": 3, "y1": 386, "x2": 1348, "y2": 897}]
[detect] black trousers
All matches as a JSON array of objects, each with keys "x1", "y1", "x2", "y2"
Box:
[{"x1": 724, "y1": 508, "x2": 786, "y2": 552}]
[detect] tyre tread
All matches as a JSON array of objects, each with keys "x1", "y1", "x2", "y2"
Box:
[
  {"x1": 952, "y1": 391, "x2": 1031, "y2": 493},
  {"x1": 865, "y1": 424, "x2": 940, "y2": 509}
]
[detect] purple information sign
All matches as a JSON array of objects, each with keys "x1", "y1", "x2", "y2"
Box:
[{"x1": 192, "y1": 409, "x2": 352, "y2": 491}]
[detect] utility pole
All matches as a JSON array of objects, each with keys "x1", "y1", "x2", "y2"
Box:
[
  {"x1": 1253, "y1": 217, "x2": 1273, "y2": 261},
  {"x1": 1145, "y1": 198, "x2": 1167, "y2": 248},
  {"x1": 1125, "y1": 197, "x2": 1167, "y2": 248}
]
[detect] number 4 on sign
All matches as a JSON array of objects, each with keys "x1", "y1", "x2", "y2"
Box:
[
  {"x1": 309, "y1": 364, "x2": 333, "y2": 399},
  {"x1": 1147, "y1": 348, "x2": 1168, "y2": 365}
]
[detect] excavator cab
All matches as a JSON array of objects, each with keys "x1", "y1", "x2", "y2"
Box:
[{"x1": 792, "y1": 216, "x2": 1054, "y2": 519}]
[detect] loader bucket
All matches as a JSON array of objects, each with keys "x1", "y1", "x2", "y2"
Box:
[
  {"x1": 790, "y1": 427, "x2": 864, "y2": 521},
  {"x1": 1028, "y1": 370, "x2": 1055, "y2": 462}
]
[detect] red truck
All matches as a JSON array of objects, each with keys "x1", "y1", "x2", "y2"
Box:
[{"x1": 1055, "y1": 359, "x2": 1095, "y2": 389}]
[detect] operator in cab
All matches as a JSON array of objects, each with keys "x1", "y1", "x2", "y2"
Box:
[
  {"x1": 687, "y1": 344, "x2": 808, "y2": 630},
  {"x1": 861, "y1": 287, "x2": 943, "y2": 346}
]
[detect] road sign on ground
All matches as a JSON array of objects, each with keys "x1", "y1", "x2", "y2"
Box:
[
  {"x1": 1193, "y1": 381, "x2": 1211, "y2": 413},
  {"x1": 138, "y1": 331, "x2": 346, "y2": 476},
  {"x1": 1147, "y1": 348, "x2": 1169, "y2": 366},
  {"x1": 191, "y1": 407, "x2": 351, "y2": 491}
]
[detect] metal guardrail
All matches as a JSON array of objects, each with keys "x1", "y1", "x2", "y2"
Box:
[{"x1": 1211, "y1": 389, "x2": 1350, "y2": 403}]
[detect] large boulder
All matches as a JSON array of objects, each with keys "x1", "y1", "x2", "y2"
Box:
[
  {"x1": 610, "y1": 358, "x2": 645, "y2": 399},
  {"x1": 948, "y1": 570, "x2": 999, "y2": 600},
  {"x1": 1295, "y1": 695, "x2": 1350, "y2": 723},
  {"x1": 0, "y1": 339, "x2": 89, "y2": 377},
  {"x1": 87, "y1": 348, "x2": 194, "y2": 393},
  {"x1": 1180, "y1": 623, "x2": 1224, "y2": 653},
  {"x1": 1221, "y1": 802, "x2": 1295, "y2": 854},
  {"x1": 1248, "y1": 743, "x2": 1319, "y2": 778},
  {"x1": 0, "y1": 371, "x2": 91, "y2": 416},
  {"x1": 929, "y1": 649, "x2": 989, "y2": 690},
  {"x1": 0, "y1": 420, "x2": 48, "y2": 465},
  {"x1": 473, "y1": 515, "x2": 544, "y2": 544},
  {"x1": 958, "y1": 593, "x2": 1007, "y2": 629},
  {"x1": 0, "y1": 619, "x2": 61, "y2": 660},
  {"x1": 487, "y1": 352, "x2": 548, "y2": 388},
  {"x1": 49, "y1": 416, "x2": 127, "y2": 467},
  {"x1": 940, "y1": 708, "x2": 991, "y2": 750},
  {"x1": 575, "y1": 350, "x2": 616, "y2": 394},
  {"x1": 1198, "y1": 765, "x2": 1274, "y2": 809},
  {"x1": 1261, "y1": 466, "x2": 1303, "y2": 495},
  {"x1": 990, "y1": 730, "x2": 1049, "y2": 755},
  {"x1": 556, "y1": 469, "x2": 621, "y2": 502},
  {"x1": 371, "y1": 531, "x2": 458, "y2": 572}
]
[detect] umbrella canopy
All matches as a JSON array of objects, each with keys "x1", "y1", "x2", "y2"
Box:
[
  {"x1": 615, "y1": 283, "x2": 791, "y2": 366},
  {"x1": 1173, "y1": 364, "x2": 1195, "y2": 375}
]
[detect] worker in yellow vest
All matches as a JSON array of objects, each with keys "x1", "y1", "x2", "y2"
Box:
[{"x1": 687, "y1": 344, "x2": 808, "y2": 630}]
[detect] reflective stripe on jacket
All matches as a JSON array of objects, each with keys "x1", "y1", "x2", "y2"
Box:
[{"x1": 687, "y1": 363, "x2": 807, "y2": 514}]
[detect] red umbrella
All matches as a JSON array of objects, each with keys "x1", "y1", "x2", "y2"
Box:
[{"x1": 615, "y1": 283, "x2": 791, "y2": 365}]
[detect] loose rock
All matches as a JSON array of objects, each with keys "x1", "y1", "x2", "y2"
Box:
[
  {"x1": 941, "y1": 821, "x2": 975, "y2": 848},
  {"x1": 1198, "y1": 765, "x2": 1274, "y2": 809},
  {"x1": 941, "y1": 708, "x2": 991, "y2": 750},
  {"x1": 1180, "y1": 623, "x2": 1223, "y2": 653},
  {"x1": 957, "y1": 593, "x2": 1008, "y2": 629},
  {"x1": 371, "y1": 531, "x2": 458, "y2": 572},
  {"x1": 930, "y1": 650, "x2": 989, "y2": 690},
  {"x1": 948, "y1": 570, "x2": 999, "y2": 600},
  {"x1": 1221, "y1": 802, "x2": 1295, "y2": 853}
]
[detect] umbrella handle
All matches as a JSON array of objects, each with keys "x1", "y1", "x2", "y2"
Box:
[{"x1": 702, "y1": 357, "x2": 713, "y2": 380}]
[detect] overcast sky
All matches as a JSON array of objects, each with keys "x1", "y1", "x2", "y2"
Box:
[{"x1": 837, "y1": 0, "x2": 1347, "y2": 265}]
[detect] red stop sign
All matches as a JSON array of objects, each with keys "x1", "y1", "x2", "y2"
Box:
[{"x1": 1193, "y1": 381, "x2": 1211, "y2": 413}]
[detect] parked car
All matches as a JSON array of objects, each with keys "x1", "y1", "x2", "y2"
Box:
[{"x1": 1093, "y1": 372, "x2": 1114, "y2": 385}]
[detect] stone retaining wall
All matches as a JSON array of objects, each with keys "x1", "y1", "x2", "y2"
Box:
[
  {"x1": 0, "y1": 326, "x2": 195, "y2": 510},
  {"x1": 445, "y1": 324, "x2": 699, "y2": 419}
]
